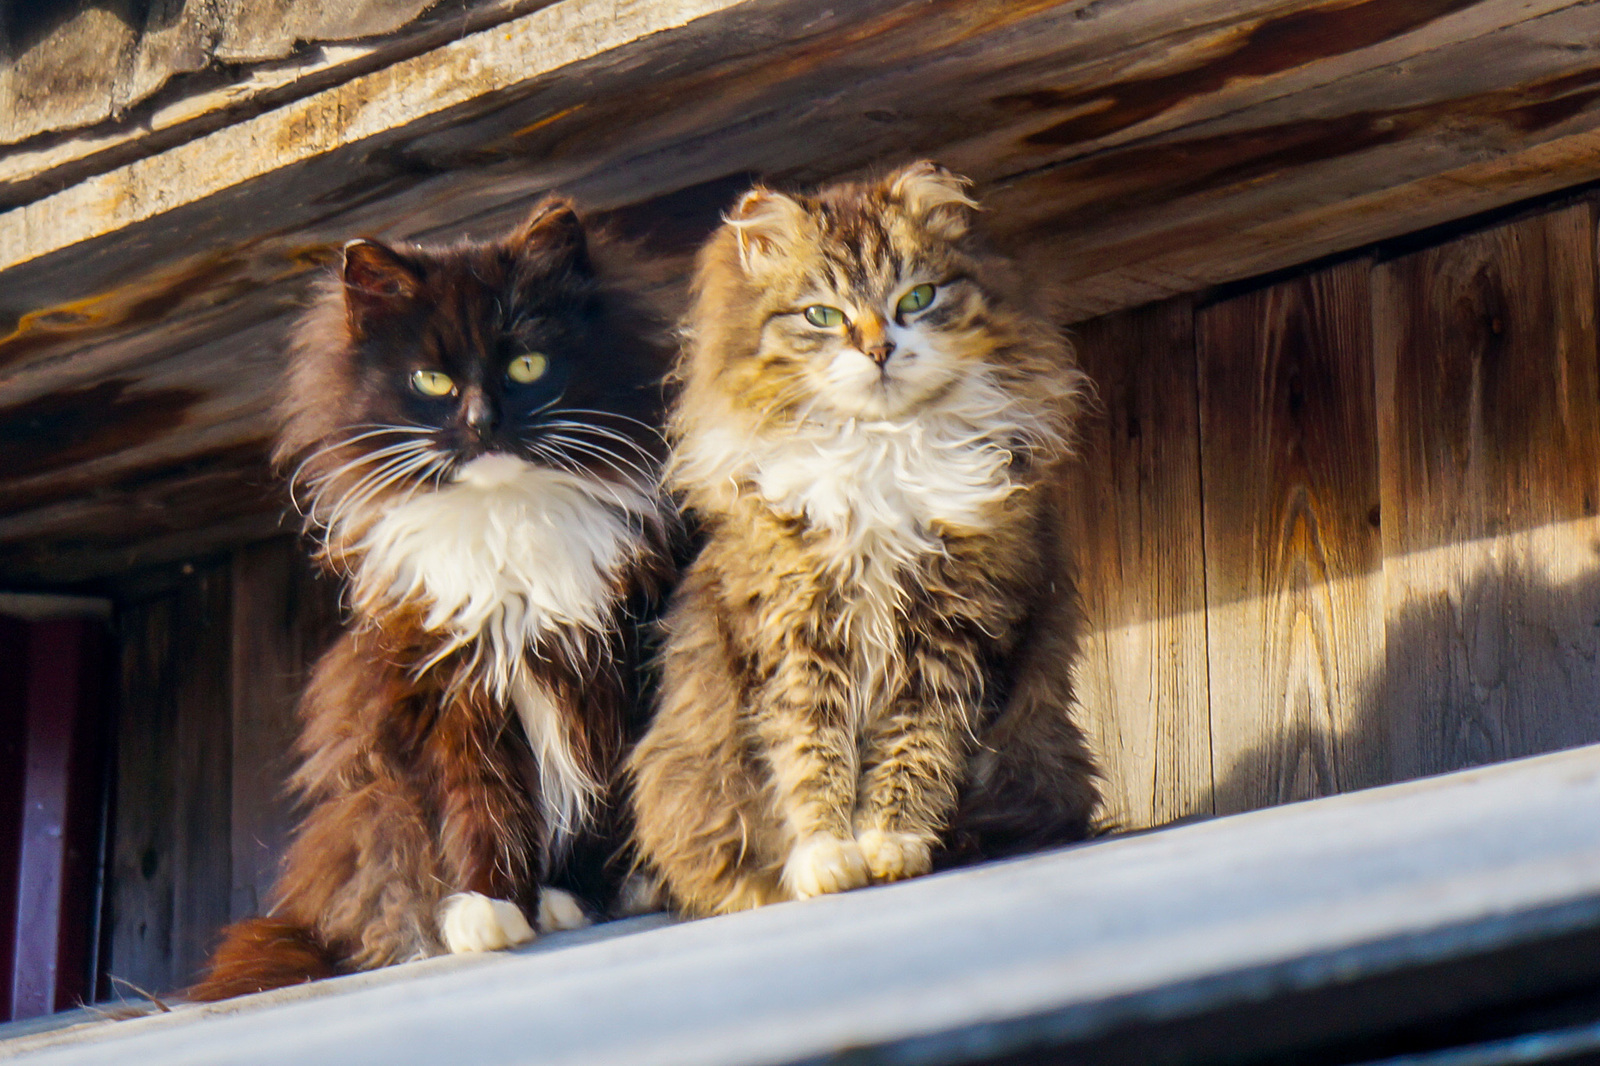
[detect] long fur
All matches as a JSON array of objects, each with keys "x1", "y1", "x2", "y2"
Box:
[
  {"x1": 191, "y1": 199, "x2": 671, "y2": 1001},
  {"x1": 189, "y1": 918, "x2": 343, "y2": 1000},
  {"x1": 628, "y1": 162, "x2": 1100, "y2": 917}
]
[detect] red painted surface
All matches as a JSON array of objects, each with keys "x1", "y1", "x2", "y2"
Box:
[
  {"x1": 0, "y1": 618, "x2": 108, "y2": 1022},
  {"x1": 0, "y1": 618, "x2": 26, "y2": 1020},
  {"x1": 52, "y1": 621, "x2": 107, "y2": 1015}
]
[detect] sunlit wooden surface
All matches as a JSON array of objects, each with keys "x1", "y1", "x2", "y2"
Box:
[{"x1": 8, "y1": 744, "x2": 1600, "y2": 1065}]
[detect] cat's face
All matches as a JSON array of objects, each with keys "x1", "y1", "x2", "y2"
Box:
[
  {"x1": 279, "y1": 198, "x2": 666, "y2": 526},
  {"x1": 711, "y1": 163, "x2": 991, "y2": 422}
]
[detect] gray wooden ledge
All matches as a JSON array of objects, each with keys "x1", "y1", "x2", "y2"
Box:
[{"x1": 7, "y1": 742, "x2": 1600, "y2": 1064}]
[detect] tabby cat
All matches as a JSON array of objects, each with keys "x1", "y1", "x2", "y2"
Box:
[
  {"x1": 192, "y1": 198, "x2": 671, "y2": 999},
  {"x1": 627, "y1": 162, "x2": 1100, "y2": 916}
]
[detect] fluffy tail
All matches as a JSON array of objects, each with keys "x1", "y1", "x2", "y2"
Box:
[{"x1": 187, "y1": 917, "x2": 344, "y2": 1002}]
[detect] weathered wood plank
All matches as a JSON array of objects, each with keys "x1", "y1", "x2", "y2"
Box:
[
  {"x1": 1064, "y1": 300, "x2": 1213, "y2": 830},
  {"x1": 228, "y1": 539, "x2": 338, "y2": 921},
  {"x1": 168, "y1": 564, "x2": 233, "y2": 993},
  {"x1": 1373, "y1": 202, "x2": 1600, "y2": 780},
  {"x1": 0, "y1": 0, "x2": 456, "y2": 148},
  {"x1": 5, "y1": 1, "x2": 1600, "y2": 586},
  {"x1": 0, "y1": 298, "x2": 293, "y2": 585},
  {"x1": 15, "y1": 744, "x2": 1600, "y2": 1066},
  {"x1": 989, "y1": 0, "x2": 1600, "y2": 320},
  {"x1": 0, "y1": 0, "x2": 754, "y2": 275},
  {"x1": 1198, "y1": 260, "x2": 1386, "y2": 815},
  {"x1": 104, "y1": 563, "x2": 233, "y2": 997},
  {"x1": 104, "y1": 596, "x2": 180, "y2": 997},
  {"x1": 0, "y1": 1, "x2": 567, "y2": 212},
  {"x1": 6, "y1": 0, "x2": 1596, "y2": 292}
]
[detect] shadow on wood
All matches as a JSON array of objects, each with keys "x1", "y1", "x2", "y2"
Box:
[{"x1": 1201, "y1": 547, "x2": 1600, "y2": 814}]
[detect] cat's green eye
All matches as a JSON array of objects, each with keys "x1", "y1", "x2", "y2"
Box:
[
  {"x1": 410, "y1": 370, "x2": 456, "y2": 397},
  {"x1": 804, "y1": 305, "x2": 845, "y2": 328},
  {"x1": 507, "y1": 353, "x2": 548, "y2": 384},
  {"x1": 896, "y1": 283, "x2": 936, "y2": 316}
]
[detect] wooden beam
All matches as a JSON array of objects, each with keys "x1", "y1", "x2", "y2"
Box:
[
  {"x1": 6, "y1": 0, "x2": 1600, "y2": 582},
  {"x1": 0, "y1": 2, "x2": 566, "y2": 207},
  {"x1": 988, "y1": 0, "x2": 1600, "y2": 319},
  {"x1": 0, "y1": 0, "x2": 749, "y2": 274}
]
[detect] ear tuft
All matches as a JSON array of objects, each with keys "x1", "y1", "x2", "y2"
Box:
[
  {"x1": 342, "y1": 239, "x2": 421, "y2": 328},
  {"x1": 888, "y1": 161, "x2": 978, "y2": 240},
  {"x1": 725, "y1": 187, "x2": 806, "y2": 274},
  {"x1": 512, "y1": 195, "x2": 588, "y2": 260}
]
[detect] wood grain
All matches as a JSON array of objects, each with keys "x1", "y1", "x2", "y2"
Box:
[
  {"x1": 1063, "y1": 300, "x2": 1213, "y2": 830},
  {"x1": 104, "y1": 562, "x2": 233, "y2": 997},
  {"x1": 1373, "y1": 202, "x2": 1600, "y2": 780},
  {"x1": 1198, "y1": 259, "x2": 1386, "y2": 815},
  {"x1": 228, "y1": 539, "x2": 339, "y2": 922},
  {"x1": 1, "y1": 0, "x2": 444, "y2": 148},
  {"x1": 104, "y1": 594, "x2": 179, "y2": 998},
  {"x1": 17, "y1": 744, "x2": 1600, "y2": 1065},
  {"x1": 7, "y1": 1, "x2": 1600, "y2": 582},
  {"x1": 0, "y1": 2, "x2": 566, "y2": 210}
]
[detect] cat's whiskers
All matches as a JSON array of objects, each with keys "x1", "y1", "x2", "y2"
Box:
[
  {"x1": 541, "y1": 420, "x2": 656, "y2": 460},
  {"x1": 309, "y1": 441, "x2": 434, "y2": 504},
  {"x1": 320, "y1": 447, "x2": 447, "y2": 541},
  {"x1": 341, "y1": 450, "x2": 446, "y2": 515},
  {"x1": 295, "y1": 432, "x2": 433, "y2": 503},
  {"x1": 537, "y1": 423, "x2": 655, "y2": 478},
  {"x1": 539, "y1": 433, "x2": 655, "y2": 489},
  {"x1": 544, "y1": 407, "x2": 664, "y2": 439},
  {"x1": 539, "y1": 429, "x2": 658, "y2": 480},
  {"x1": 313, "y1": 441, "x2": 436, "y2": 516},
  {"x1": 518, "y1": 443, "x2": 644, "y2": 522},
  {"x1": 290, "y1": 427, "x2": 428, "y2": 515},
  {"x1": 524, "y1": 441, "x2": 584, "y2": 479}
]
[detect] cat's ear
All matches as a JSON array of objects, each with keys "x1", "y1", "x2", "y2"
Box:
[
  {"x1": 726, "y1": 187, "x2": 806, "y2": 275},
  {"x1": 342, "y1": 239, "x2": 422, "y2": 328},
  {"x1": 512, "y1": 196, "x2": 589, "y2": 265},
  {"x1": 888, "y1": 161, "x2": 978, "y2": 241}
]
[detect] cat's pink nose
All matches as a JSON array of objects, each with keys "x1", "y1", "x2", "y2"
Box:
[{"x1": 865, "y1": 343, "x2": 895, "y2": 367}]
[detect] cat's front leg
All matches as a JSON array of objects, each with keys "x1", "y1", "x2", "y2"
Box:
[
  {"x1": 854, "y1": 633, "x2": 984, "y2": 884},
  {"x1": 754, "y1": 646, "x2": 871, "y2": 900},
  {"x1": 427, "y1": 700, "x2": 543, "y2": 953}
]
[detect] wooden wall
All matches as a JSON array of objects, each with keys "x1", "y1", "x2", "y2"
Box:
[
  {"x1": 101, "y1": 539, "x2": 337, "y2": 999},
  {"x1": 1071, "y1": 196, "x2": 1600, "y2": 832}
]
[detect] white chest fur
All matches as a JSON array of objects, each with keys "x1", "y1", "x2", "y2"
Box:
[
  {"x1": 769, "y1": 417, "x2": 1017, "y2": 723},
  {"x1": 751, "y1": 414, "x2": 1019, "y2": 562},
  {"x1": 345, "y1": 456, "x2": 655, "y2": 852},
  {"x1": 741, "y1": 402, "x2": 1025, "y2": 727},
  {"x1": 351, "y1": 458, "x2": 651, "y2": 670}
]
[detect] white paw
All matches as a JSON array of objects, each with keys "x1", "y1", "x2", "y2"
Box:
[
  {"x1": 615, "y1": 872, "x2": 665, "y2": 917},
  {"x1": 438, "y1": 892, "x2": 536, "y2": 954},
  {"x1": 856, "y1": 829, "x2": 933, "y2": 883},
  {"x1": 536, "y1": 887, "x2": 592, "y2": 932},
  {"x1": 782, "y1": 834, "x2": 871, "y2": 899}
]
